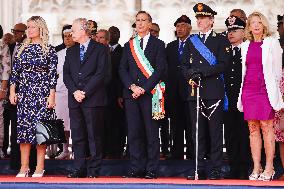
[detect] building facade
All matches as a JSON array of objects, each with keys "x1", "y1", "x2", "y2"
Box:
[{"x1": 0, "y1": 0, "x2": 283, "y2": 45}]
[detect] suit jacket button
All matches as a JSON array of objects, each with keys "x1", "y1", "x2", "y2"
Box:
[{"x1": 78, "y1": 83, "x2": 82, "y2": 86}]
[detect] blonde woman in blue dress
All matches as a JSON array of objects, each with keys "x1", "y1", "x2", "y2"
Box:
[{"x1": 9, "y1": 16, "x2": 57, "y2": 177}]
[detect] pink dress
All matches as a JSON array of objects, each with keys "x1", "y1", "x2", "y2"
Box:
[{"x1": 242, "y1": 41, "x2": 275, "y2": 120}]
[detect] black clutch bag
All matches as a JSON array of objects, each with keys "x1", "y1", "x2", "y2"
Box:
[{"x1": 36, "y1": 110, "x2": 67, "y2": 145}]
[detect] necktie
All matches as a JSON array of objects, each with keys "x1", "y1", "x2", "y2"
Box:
[
  {"x1": 200, "y1": 34, "x2": 206, "y2": 43},
  {"x1": 178, "y1": 41, "x2": 185, "y2": 63},
  {"x1": 80, "y1": 45, "x2": 85, "y2": 62},
  {"x1": 233, "y1": 47, "x2": 240, "y2": 56},
  {"x1": 110, "y1": 46, "x2": 114, "y2": 52},
  {"x1": 140, "y1": 38, "x2": 143, "y2": 50}
]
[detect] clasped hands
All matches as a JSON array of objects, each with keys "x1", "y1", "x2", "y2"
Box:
[
  {"x1": 73, "y1": 90, "x2": 85, "y2": 102},
  {"x1": 130, "y1": 84, "x2": 145, "y2": 99}
]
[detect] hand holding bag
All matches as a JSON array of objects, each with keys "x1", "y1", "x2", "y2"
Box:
[{"x1": 36, "y1": 110, "x2": 67, "y2": 145}]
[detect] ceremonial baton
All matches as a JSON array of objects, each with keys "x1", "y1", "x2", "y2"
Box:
[{"x1": 188, "y1": 78, "x2": 201, "y2": 180}]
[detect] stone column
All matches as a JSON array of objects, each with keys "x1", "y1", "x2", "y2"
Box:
[{"x1": 0, "y1": 0, "x2": 22, "y2": 33}]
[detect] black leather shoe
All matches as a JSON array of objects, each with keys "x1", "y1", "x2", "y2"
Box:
[
  {"x1": 187, "y1": 170, "x2": 207, "y2": 180},
  {"x1": 88, "y1": 175, "x2": 98, "y2": 178},
  {"x1": 223, "y1": 170, "x2": 238, "y2": 179},
  {"x1": 67, "y1": 170, "x2": 87, "y2": 178},
  {"x1": 209, "y1": 169, "x2": 222, "y2": 180},
  {"x1": 145, "y1": 171, "x2": 157, "y2": 179},
  {"x1": 122, "y1": 170, "x2": 144, "y2": 178}
]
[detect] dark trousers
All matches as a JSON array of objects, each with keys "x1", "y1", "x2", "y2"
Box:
[
  {"x1": 103, "y1": 104, "x2": 126, "y2": 158},
  {"x1": 125, "y1": 94, "x2": 159, "y2": 173},
  {"x1": 69, "y1": 106, "x2": 104, "y2": 176},
  {"x1": 168, "y1": 97, "x2": 191, "y2": 159},
  {"x1": 3, "y1": 108, "x2": 11, "y2": 155},
  {"x1": 158, "y1": 117, "x2": 170, "y2": 155},
  {"x1": 188, "y1": 99, "x2": 223, "y2": 170},
  {"x1": 224, "y1": 110, "x2": 250, "y2": 173},
  {"x1": 4, "y1": 107, "x2": 19, "y2": 169}
]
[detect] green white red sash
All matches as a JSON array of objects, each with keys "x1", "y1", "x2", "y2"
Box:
[{"x1": 129, "y1": 36, "x2": 165, "y2": 120}]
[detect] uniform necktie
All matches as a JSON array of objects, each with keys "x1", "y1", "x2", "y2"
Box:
[
  {"x1": 178, "y1": 41, "x2": 185, "y2": 63},
  {"x1": 200, "y1": 34, "x2": 206, "y2": 43},
  {"x1": 233, "y1": 46, "x2": 240, "y2": 56},
  {"x1": 80, "y1": 45, "x2": 85, "y2": 62},
  {"x1": 140, "y1": 38, "x2": 143, "y2": 50}
]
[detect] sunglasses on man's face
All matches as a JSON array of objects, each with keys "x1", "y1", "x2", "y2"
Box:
[{"x1": 11, "y1": 29, "x2": 25, "y2": 33}]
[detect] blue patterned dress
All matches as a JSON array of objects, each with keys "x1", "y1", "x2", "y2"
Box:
[{"x1": 10, "y1": 44, "x2": 58, "y2": 144}]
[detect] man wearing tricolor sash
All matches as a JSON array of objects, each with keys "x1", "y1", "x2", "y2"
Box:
[
  {"x1": 181, "y1": 3, "x2": 231, "y2": 180},
  {"x1": 119, "y1": 11, "x2": 167, "y2": 179}
]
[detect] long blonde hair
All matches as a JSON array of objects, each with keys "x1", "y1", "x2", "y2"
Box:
[
  {"x1": 17, "y1": 16, "x2": 49, "y2": 57},
  {"x1": 245, "y1": 11, "x2": 271, "y2": 41}
]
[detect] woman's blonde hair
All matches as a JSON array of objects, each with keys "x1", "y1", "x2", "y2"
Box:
[
  {"x1": 17, "y1": 16, "x2": 49, "y2": 57},
  {"x1": 245, "y1": 11, "x2": 271, "y2": 41}
]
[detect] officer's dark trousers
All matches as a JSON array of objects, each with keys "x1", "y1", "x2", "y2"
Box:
[
  {"x1": 224, "y1": 110, "x2": 250, "y2": 173},
  {"x1": 188, "y1": 99, "x2": 223, "y2": 170}
]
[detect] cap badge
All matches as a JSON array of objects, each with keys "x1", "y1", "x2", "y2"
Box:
[
  {"x1": 228, "y1": 17, "x2": 236, "y2": 26},
  {"x1": 197, "y1": 3, "x2": 203, "y2": 11}
]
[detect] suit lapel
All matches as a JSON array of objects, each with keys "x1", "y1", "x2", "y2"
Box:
[
  {"x1": 204, "y1": 30, "x2": 215, "y2": 46},
  {"x1": 261, "y1": 38, "x2": 270, "y2": 70},
  {"x1": 82, "y1": 40, "x2": 95, "y2": 64},
  {"x1": 144, "y1": 35, "x2": 154, "y2": 59},
  {"x1": 73, "y1": 44, "x2": 81, "y2": 70}
]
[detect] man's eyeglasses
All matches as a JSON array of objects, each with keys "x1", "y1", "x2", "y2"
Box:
[{"x1": 11, "y1": 29, "x2": 25, "y2": 33}]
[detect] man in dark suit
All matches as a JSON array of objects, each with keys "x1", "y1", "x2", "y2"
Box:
[
  {"x1": 63, "y1": 18, "x2": 108, "y2": 178},
  {"x1": 166, "y1": 15, "x2": 192, "y2": 160},
  {"x1": 182, "y1": 3, "x2": 231, "y2": 180},
  {"x1": 119, "y1": 11, "x2": 167, "y2": 179},
  {"x1": 223, "y1": 16, "x2": 250, "y2": 180},
  {"x1": 102, "y1": 26, "x2": 126, "y2": 159}
]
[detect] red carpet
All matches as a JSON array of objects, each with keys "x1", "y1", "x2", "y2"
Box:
[{"x1": 0, "y1": 176, "x2": 284, "y2": 187}]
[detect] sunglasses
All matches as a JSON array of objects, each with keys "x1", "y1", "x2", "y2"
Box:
[{"x1": 11, "y1": 29, "x2": 25, "y2": 33}]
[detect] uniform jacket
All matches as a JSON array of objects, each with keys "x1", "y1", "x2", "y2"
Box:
[
  {"x1": 237, "y1": 37, "x2": 284, "y2": 111},
  {"x1": 181, "y1": 31, "x2": 231, "y2": 100},
  {"x1": 224, "y1": 46, "x2": 242, "y2": 111}
]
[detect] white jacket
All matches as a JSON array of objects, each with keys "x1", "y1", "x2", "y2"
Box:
[{"x1": 237, "y1": 37, "x2": 284, "y2": 112}]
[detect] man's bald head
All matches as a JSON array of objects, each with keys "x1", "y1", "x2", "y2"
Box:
[{"x1": 12, "y1": 23, "x2": 27, "y2": 43}]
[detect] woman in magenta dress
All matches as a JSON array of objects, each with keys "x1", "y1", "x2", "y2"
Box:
[{"x1": 237, "y1": 12, "x2": 283, "y2": 181}]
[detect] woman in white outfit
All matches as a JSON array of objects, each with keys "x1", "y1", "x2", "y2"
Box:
[{"x1": 55, "y1": 25, "x2": 75, "y2": 159}]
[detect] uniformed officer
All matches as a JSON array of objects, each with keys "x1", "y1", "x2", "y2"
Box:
[
  {"x1": 181, "y1": 3, "x2": 231, "y2": 180},
  {"x1": 223, "y1": 16, "x2": 250, "y2": 179}
]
